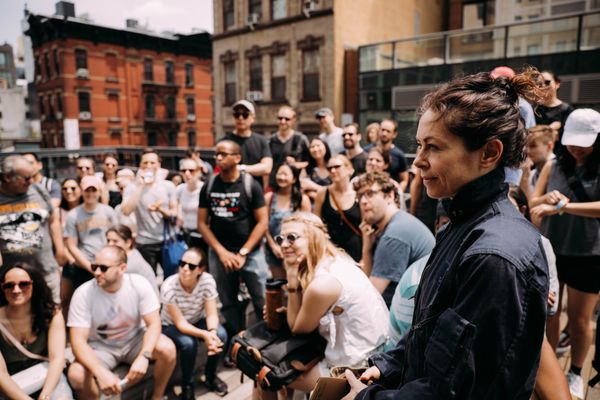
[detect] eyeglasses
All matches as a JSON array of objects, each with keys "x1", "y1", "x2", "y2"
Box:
[
  {"x1": 180, "y1": 168, "x2": 197, "y2": 173},
  {"x1": 544, "y1": 80, "x2": 552, "y2": 86},
  {"x1": 342, "y1": 132, "x2": 355, "y2": 137},
  {"x1": 277, "y1": 116, "x2": 291, "y2": 121},
  {"x1": 1, "y1": 280, "x2": 33, "y2": 291},
  {"x1": 357, "y1": 189, "x2": 382, "y2": 202},
  {"x1": 14, "y1": 175, "x2": 33, "y2": 182},
  {"x1": 91, "y1": 263, "x2": 119, "y2": 273},
  {"x1": 233, "y1": 111, "x2": 250, "y2": 119},
  {"x1": 215, "y1": 151, "x2": 238, "y2": 158},
  {"x1": 326, "y1": 164, "x2": 343, "y2": 171},
  {"x1": 178, "y1": 260, "x2": 202, "y2": 270},
  {"x1": 274, "y1": 232, "x2": 302, "y2": 246}
]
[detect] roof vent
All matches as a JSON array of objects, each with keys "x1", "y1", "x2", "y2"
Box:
[{"x1": 55, "y1": 1, "x2": 75, "y2": 18}]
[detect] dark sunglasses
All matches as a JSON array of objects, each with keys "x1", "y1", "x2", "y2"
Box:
[
  {"x1": 233, "y1": 111, "x2": 250, "y2": 119},
  {"x1": 1, "y1": 280, "x2": 33, "y2": 291},
  {"x1": 544, "y1": 80, "x2": 552, "y2": 86},
  {"x1": 179, "y1": 260, "x2": 202, "y2": 270},
  {"x1": 274, "y1": 232, "x2": 301, "y2": 246},
  {"x1": 77, "y1": 166, "x2": 91, "y2": 170},
  {"x1": 326, "y1": 164, "x2": 343, "y2": 171},
  {"x1": 91, "y1": 263, "x2": 118, "y2": 273},
  {"x1": 62, "y1": 186, "x2": 78, "y2": 192},
  {"x1": 342, "y1": 132, "x2": 355, "y2": 137},
  {"x1": 277, "y1": 116, "x2": 291, "y2": 121}
]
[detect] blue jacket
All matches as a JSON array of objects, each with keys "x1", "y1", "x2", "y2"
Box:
[{"x1": 357, "y1": 168, "x2": 548, "y2": 400}]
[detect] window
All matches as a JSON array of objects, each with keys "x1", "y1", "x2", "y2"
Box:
[
  {"x1": 462, "y1": 0, "x2": 495, "y2": 29},
  {"x1": 81, "y1": 132, "x2": 93, "y2": 146},
  {"x1": 106, "y1": 54, "x2": 118, "y2": 79},
  {"x1": 145, "y1": 95, "x2": 155, "y2": 118},
  {"x1": 0, "y1": 53, "x2": 6, "y2": 67},
  {"x1": 302, "y1": 48, "x2": 320, "y2": 101},
  {"x1": 44, "y1": 53, "x2": 51, "y2": 79},
  {"x1": 48, "y1": 94, "x2": 54, "y2": 117},
  {"x1": 249, "y1": 0, "x2": 262, "y2": 16},
  {"x1": 272, "y1": 0, "x2": 286, "y2": 19},
  {"x1": 224, "y1": 62, "x2": 236, "y2": 105},
  {"x1": 188, "y1": 130, "x2": 196, "y2": 147},
  {"x1": 53, "y1": 49, "x2": 60, "y2": 75},
  {"x1": 186, "y1": 97, "x2": 195, "y2": 116},
  {"x1": 75, "y1": 49, "x2": 87, "y2": 70},
  {"x1": 168, "y1": 131, "x2": 177, "y2": 146},
  {"x1": 148, "y1": 131, "x2": 157, "y2": 146},
  {"x1": 35, "y1": 57, "x2": 41, "y2": 80},
  {"x1": 78, "y1": 92, "x2": 91, "y2": 113},
  {"x1": 144, "y1": 58, "x2": 153, "y2": 81},
  {"x1": 249, "y1": 57, "x2": 262, "y2": 91},
  {"x1": 166, "y1": 96, "x2": 176, "y2": 119},
  {"x1": 108, "y1": 94, "x2": 119, "y2": 118},
  {"x1": 38, "y1": 96, "x2": 45, "y2": 117},
  {"x1": 223, "y1": 0, "x2": 234, "y2": 30},
  {"x1": 271, "y1": 54, "x2": 286, "y2": 101},
  {"x1": 185, "y1": 63, "x2": 194, "y2": 87},
  {"x1": 165, "y1": 61, "x2": 174, "y2": 84},
  {"x1": 56, "y1": 93, "x2": 63, "y2": 114}
]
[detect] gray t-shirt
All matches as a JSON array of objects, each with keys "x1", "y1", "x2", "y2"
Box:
[
  {"x1": 373, "y1": 211, "x2": 435, "y2": 306},
  {"x1": 0, "y1": 184, "x2": 58, "y2": 273},
  {"x1": 126, "y1": 249, "x2": 159, "y2": 298},
  {"x1": 319, "y1": 127, "x2": 344, "y2": 155},
  {"x1": 64, "y1": 204, "x2": 117, "y2": 262},
  {"x1": 124, "y1": 179, "x2": 176, "y2": 245},
  {"x1": 176, "y1": 182, "x2": 202, "y2": 231}
]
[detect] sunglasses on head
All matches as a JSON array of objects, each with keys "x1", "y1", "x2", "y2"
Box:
[
  {"x1": 91, "y1": 263, "x2": 118, "y2": 273},
  {"x1": 178, "y1": 260, "x2": 202, "y2": 270},
  {"x1": 1, "y1": 280, "x2": 33, "y2": 291},
  {"x1": 274, "y1": 232, "x2": 301, "y2": 246},
  {"x1": 233, "y1": 111, "x2": 250, "y2": 119}
]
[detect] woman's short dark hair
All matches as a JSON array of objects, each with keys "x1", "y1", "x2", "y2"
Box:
[
  {"x1": 307, "y1": 138, "x2": 332, "y2": 174},
  {"x1": 0, "y1": 263, "x2": 58, "y2": 335},
  {"x1": 368, "y1": 146, "x2": 390, "y2": 166},
  {"x1": 419, "y1": 67, "x2": 545, "y2": 168},
  {"x1": 106, "y1": 224, "x2": 134, "y2": 249},
  {"x1": 272, "y1": 162, "x2": 303, "y2": 211}
]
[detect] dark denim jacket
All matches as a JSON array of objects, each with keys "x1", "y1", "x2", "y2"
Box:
[{"x1": 357, "y1": 168, "x2": 549, "y2": 400}]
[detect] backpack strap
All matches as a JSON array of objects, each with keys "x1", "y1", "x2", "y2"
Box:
[
  {"x1": 0, "y1": 321, "x2": 49, "y2": 362},
  {"x1": 31, "y1": 183, "x2": 53, "y2": 212}
]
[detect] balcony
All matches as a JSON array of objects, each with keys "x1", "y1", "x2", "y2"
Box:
[{"x1": 141, "y1": 81, "x2": 179, "y2": 95}]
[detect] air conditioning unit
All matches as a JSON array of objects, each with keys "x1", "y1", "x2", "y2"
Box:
[
  {"x1": 247, "y1": 13, "x2": 260, "y2": 26},
  {"x1": 246, "y1": 91, "x2": 263, "y2": 102},
  {"x1": 187, "y1": 114, "x2": 196, "y2": 122},
  {"x1": 55, "y1": 112, "x2": 63, "y2": 119},
  {"x1": 35, "y1": 75, "x2": 42, "y2": 83},
  {"x1": 303, "y1": 0, "x2": 317, "y2": 17},
  {"x1": 79, "y1": 111, "x2": 92, "y2": 120},
  {"x1": 76, "y1": 68, "x2": 89, "y2": 79}
]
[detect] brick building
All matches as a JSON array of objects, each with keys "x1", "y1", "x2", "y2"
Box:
[
  {"x1": 211, "y1": 0, "x2": 444, "y2": 139},
  {"x1": 26, "y1": 4, "x2": 213, "y2": 148}
]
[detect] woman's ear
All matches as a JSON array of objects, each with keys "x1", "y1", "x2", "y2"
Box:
[{"x1": 481, "y1": 139, "x2": 503, "y2": 168}]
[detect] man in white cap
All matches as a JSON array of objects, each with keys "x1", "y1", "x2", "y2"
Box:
[
  {"x1": 222, "y1": 99, "x2": 272, "y2": 186},
  {"x1": 316, "y1": 107, "x2": 344, "y2": 154}
]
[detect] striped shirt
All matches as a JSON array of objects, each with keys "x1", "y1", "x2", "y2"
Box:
[{"x1": 160, "y1": 273, "x2": 219, "y2": 326}]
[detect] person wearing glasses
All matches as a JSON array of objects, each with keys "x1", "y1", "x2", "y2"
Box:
[
  {"x1": 75, "y1": 157, "x2": 109, "y2": 205},
  {"x1": 340, "y1": 123, "x2": 367, "y2": 177},
  {"x1": 197, "y1": 140, "x2": 268, "y2": 339},
  {"x1": 0, "y1": 155, "x2": 66, "y2": 303},
  {"x1": 97, "y1": 154, "x2": 121, "y2": 208},
  {"x1": 378, "y1": 119, "x2": 410, "y2": 193},
  {"x1": 255, "y1": 212, "x2": 389, "y2": 399},
  {"x1": 268, "y1": 105, "x2": 309, "y2": 189},
  {"x1": 354, "y1": 171, "x2": 434, "y2": 307},
  {"x1": 22, "y1": 152, "x2": 61, "y2": 209},
  {"x1": 0, "y1": 263, "x2": 72, "y2": 400},
  {"x1": 176, "y1": 158, "x2": 206, "y2": 253},
  {"x1": 160, "y1": 248, "x2": 228, "y2": 399},
  {"x1": 67, "y1": 245, "x2": 176, "y2": 400},
  {"x1": 221, "y1": 99, "x2": 272, "y2": 187},
  {"x1": 535, "y1": 71, "x2": 573, "y2": 141}
]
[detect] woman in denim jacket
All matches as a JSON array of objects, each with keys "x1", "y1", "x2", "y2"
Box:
[{"x1": 344, "y1": 69, "x2": 550, "y2": 400}]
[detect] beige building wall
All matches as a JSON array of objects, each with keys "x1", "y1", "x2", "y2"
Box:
[{"x1": 212, "y1": 0, "x2": 443, "y2": 139}]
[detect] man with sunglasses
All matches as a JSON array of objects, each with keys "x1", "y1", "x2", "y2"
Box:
[
  {"x1": 341, "y1": 123, "x2": 367, "y2": 177},
  {"x1": 0, "y1": 155, "x2": 66, "y2": 302},
  {"x1": 198, "y1": 140, "x2": 269, "y2": 339},
  {"x1": 22, "y1": 152, "x2": 61, "y2": 208},
  {"x1": 221, "y1": 99, "x2": 272, "y2": 187},
  {"x1": 354, "y1": 171, "x2": 434, "y2": 307},
  {"x1": 268, "y1": 105, "x2": 309, "y2": 188},
  {"x1": 67, "y1": 245, "x2": 176, "y2": 400},
  {"x1": 316, "y1": 107, "x2": 345, "y2": 154}
]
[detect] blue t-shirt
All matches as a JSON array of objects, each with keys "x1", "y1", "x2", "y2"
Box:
[{"x1": 372, "y1": 211, "x2": 435, "y2": 306}]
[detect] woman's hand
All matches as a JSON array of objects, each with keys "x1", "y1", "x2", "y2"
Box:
[
  {"x1": 270, "y1": 243, "x2": 283, "y2": 259},
  {"x1": 360, "y1": 366, "x2": 381, "y2": 382},
  {"x1": 204, "y1": 331, "x2": 224, "y2": 356},
  {"x1": 544, "y1": 190, "x2": 566, "y2": 206},
  {"x1": 341, "y1": 369, "x2": 368, "y2": 400}
]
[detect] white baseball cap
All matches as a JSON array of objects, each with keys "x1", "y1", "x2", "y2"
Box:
[
  {"x1": 232, "y1": 100, "x2": 255, "y2": 114},
  {"x1": 561, "y1": 108, "x2": 600, "y2": 148}
]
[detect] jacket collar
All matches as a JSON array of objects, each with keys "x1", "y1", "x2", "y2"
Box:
[{"x1": 444, "y1": 167, "x2": 507, "y2": 222}]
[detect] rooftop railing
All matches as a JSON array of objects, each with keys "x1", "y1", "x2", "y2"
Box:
[{"x1": 359, "y1": 11, "x2": 600, "y2": 73}]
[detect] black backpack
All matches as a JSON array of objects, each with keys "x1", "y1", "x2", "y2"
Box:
[{"x1": 230, "y1": 320, "x2": 326, "y2": 391}]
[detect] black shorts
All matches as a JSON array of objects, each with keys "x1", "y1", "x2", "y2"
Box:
[
  {"x1": 61, "y1": 263, "x2": 94, "y2": 289},
  {"x1": 556, "y1": 255, "x2": 600, "y2": 294}
]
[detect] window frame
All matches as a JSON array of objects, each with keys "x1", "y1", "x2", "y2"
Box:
[
  {"x1": 223, "y1": 0, "x2": 235, "y2": 30},
  {"x1": 271, "y1": 53, "x2": 287, "y2": 101},
  {"x1": 165, "y1": 61, "x2": 175, "y2": 84},
  {"x1": 75, "y1": 49, "x2": 88, "y2": 70},
  {"x1": 185, "y1": 63, "x2": 194, "y2": 87},
  {"x1": 145, "y1": 94, "x2": 155, "y2": 118},
  {"x1": 249, "y1": 56, "x2": 263, "y2": 92},
  {"x1": 224, "y1": 61, "x2": 237, "y2": 106},
  {"x1": 271, "y1": 0, "x2": 286, "y2": 20},
  {"x1": 77, "y1": 91, "x2": 91, "y2": 113},
  {"x1": 143, "y1": 58, "x2": 154, "y2": 81},
  {"x1": 302, "y1": 48, "x2": 320, "y2": 101}
]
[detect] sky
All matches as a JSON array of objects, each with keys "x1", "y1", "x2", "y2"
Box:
[{"x1": 0, "y1": 0, "x2": 214, "y2": 51}]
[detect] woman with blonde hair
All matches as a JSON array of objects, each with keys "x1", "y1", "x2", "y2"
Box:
[{"x1": 256, "y1": 212, "x2": 388, "y2": 399}]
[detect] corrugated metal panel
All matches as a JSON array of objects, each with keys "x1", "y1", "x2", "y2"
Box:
[
  {"x1": 391, "y1": 84, "x2": 435, "y2": 110},
  {"x1": 578, "y1": 77, "x2": 600, "y2": 103}
]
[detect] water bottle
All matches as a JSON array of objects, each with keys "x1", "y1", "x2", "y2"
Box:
[
  {"x1": 99, "y1": 378, "x2": 128, "y2": 400},
  {"x1": 265, "y1": 279, "x2": 287, "y2": 331}
]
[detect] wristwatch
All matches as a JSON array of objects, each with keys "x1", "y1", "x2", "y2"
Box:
[
  {"x1": 142, "y1": 351, "x2": 153, "y2": 361},
  {"x1": 238, "y1": 247, "x2": 250, "y2": 256},
  {"x1": 239, "y1": 164, "x2": 247, "y2": 172}
]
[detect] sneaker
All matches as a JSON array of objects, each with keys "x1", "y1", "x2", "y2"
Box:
[
  {"x1": 204, "y1": 376, "x2": 228, "y2": 397},
  {"x1": 567, "y1": 371, "x2": 585, "y2": 399},
  {"x1": 557, "y1": 330, "x2": 571, "y2": 355},
  {"x1": 179, "y1": 384, "x2": 195, "y2": 400}
]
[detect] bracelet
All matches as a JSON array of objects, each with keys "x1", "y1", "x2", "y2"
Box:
[
  {"x1": 555, "y1": 199, "x2": 567, "y2": 214},
  {"x1": 286, "y1": 285, "x2": 301, "y2": 293}
]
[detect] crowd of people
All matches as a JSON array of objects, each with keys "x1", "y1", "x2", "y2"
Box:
[{"x1": 0, "y1": 65, "x2": 598, "y2": 400}]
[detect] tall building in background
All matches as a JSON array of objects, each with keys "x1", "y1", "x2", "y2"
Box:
[
  {"x1": 26, "y1": 1, "x2": 213, "y2": 149},
  {"x1": 211, "y1": 0, "x2": 445, "y2": 138}
]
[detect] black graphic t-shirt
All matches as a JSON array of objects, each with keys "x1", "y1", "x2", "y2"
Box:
[{"x1": 199, "y1": 174, "x2": 265, "y2": 252}]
